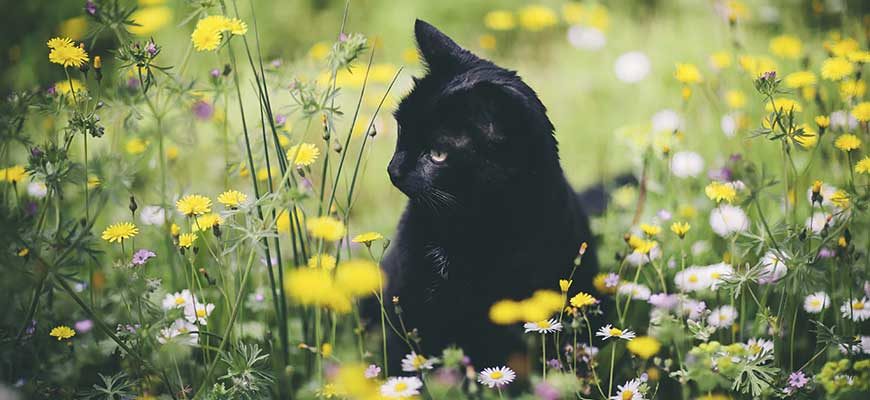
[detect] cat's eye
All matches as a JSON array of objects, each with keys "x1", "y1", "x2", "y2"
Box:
[{"x1": 429, "y1": 149, "x2": 448, "y2": 163}]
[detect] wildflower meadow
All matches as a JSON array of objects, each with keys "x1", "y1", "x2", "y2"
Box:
[{"x1": 2, "y1": 0, "x2": 870, "y2": 399}]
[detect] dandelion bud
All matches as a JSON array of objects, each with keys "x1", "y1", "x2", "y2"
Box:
[
  {"x1": 96, "y1": 101, "x2": 104, "y2": 109},
  {"x1": 222, "y1": 64, "x2": 232, "y2": 76},
  {"x1": 332, "y1": 139, "x2": 342, "y2": 153},
  {"x1": 129, "y1": 195, "x2": 138, "y2": 214},
  {"x1": 392, "y1": 296, "x2": 400, "y2": 305},
  {"x1": 579, "y1": 242, "x2": 588, "y2": 255},
  {"x1": 368, "y1": 125, "x2": 378, "y2": 137},
  {"x1": 838, "y1": 235, "x2": 847, "y2": 247},
  {"x1": 623, "y1": 233, "x2": 631, "y2": 244},
  {"x1": 212, "y1": 224, "x2": 222, "y2": 238},
  {"x1": 296, "y1": 166, "x2": 306, "y2": 177},
  {"x1": 320, "y1": 114, "x2": 329, "y2": 140},
  {"x1": 93, "y1": 56, "x2": 102, "y2": 69},
  {"x1": 382, "y1": 238, "x2": 391, "y2": 251},
  {"x1": 811, "y1": 180, "x2": 823, "y2": 205}
]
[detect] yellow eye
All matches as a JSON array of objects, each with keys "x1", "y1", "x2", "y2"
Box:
[{"x1": 429, "y1": 149, "x2": 447, "y2": 163}]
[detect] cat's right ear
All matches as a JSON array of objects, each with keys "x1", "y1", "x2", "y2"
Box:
[{"x1": 414, "y1": 19, "x2": 479, "y2": 72}]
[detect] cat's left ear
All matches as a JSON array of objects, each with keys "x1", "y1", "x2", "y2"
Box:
[{"x1": 415, "y1": 19, "x2": 480, "y2": 72}]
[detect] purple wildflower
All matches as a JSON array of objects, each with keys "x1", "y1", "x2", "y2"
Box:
[
  {"x1": 46, "y1": 86, "x2": 57, "y2": 96},
  {"x1": 648, "y1": 293, "x2": 679, "y2": 310},
  {"x1": 546, "y1": 358, "x2": 562, "y2": 370},
  {"x1": 275, "y1": 114, "x2": 287, "y2": 126},
  {"x1": 85, "y1": 0, "x2": 97, "y2": 16},
  {"x1": 339, "y1": 32, "x2": 348, "y2": 42},
  {"x1": 364, "y1": 364, "x2": 381, "y2": 379},
  {"x1": 192, "y1": 100, "x2": 214, "y2": 120},
  {"x1": 210, "y1": 68, "x2": 221, "y2": 78},
  {"x1": 131, "y1": 249, "x2": 156, "y2": 266},
  {"x1": 788, "y1": 371, "x2": 808, "y2": 389},
  {"x1": 818, "y1": 247, "x2": 835, "y2": 259},
  {"x1": 270, "y1": 59, "x2": 282, "y2": 68},
  {"x1": 534, "y1": 382, "x2": 559, "y2": 400},
  {"x1": 604, "y1": 273, "x2": 620, "y2": 288},
  {"x1": 145, "y1": 41, "x2": 158, "y2": 57},
  {"x1": 75, "y1": 319, "x2": 94, "y2": 333},
  {"x1": 657, "y1": 209, "x2": 672, "y2": 221}
]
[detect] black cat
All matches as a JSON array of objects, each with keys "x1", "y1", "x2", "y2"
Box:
[{"x1": 378, "y1": 19, "x2": 600, "y2": 372}]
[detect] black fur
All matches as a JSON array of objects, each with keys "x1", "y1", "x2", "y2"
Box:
[{"x1": 377, "y1": 20, "x2": 598, "y2": 371}]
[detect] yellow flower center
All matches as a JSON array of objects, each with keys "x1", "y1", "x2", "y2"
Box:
[
  {"x1": 854, "y1": 301, "x2": 865, "y2": 310},
  {"x1": 412, "y1": 355, "x2": 426, "y2": 368},
  {"x1": 395, "y1": 382, "x2": 408, "y2": 392},
  {"x1": 490, "y1": 371, "x2": 503, "y2": 380},
  {"x1": 749, "y1": 344, "x2": 761, "y2": 354},
  {"x1": 688, "y1": 274, "x2": 699, "y2": 283},
  {"x1": 622, "y1": 389, "x2": 634, "y2": 400},
  {"x1": 711, "y1": 272, "x2": 721, "y2": 279},
  {"x1": 810, "y1": 299, "x2": 821, "y2": 308},
  {"x1": 175, "y1": 297, "x2": 186, "y2": 305},
  {"x1": 196, "y1": 309, "x2": 206, "y2": 317},
  {"x1": 609, "y1": 328, "x2": 623, "y2": 336},
  {"x1": 535, "y1": 320, "x2": 551, "y2": 329}
]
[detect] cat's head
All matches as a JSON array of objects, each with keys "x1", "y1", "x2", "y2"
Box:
[{"x1": 389, "y1": 20, "x2": 560, "y2": 210}]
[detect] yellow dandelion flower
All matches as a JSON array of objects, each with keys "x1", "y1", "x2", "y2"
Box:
[
  {"x1": 834, "y1": 134, "x2": 861, "y2": 152},
  {"x1": 217, "y1": 190, "x2": 247, "y2": 208},
  {"x1": 286, "y1": 143, "x2": 320, "y2": 167},
  {"x1": 48, "y1": 40, "x2": 89, "y2": 68},
  {"x1": 190, "y1": 16, "x2": 244, "y2": 52},
  {"x1": 49, "y1": 325, "x2": 76, "y2": 341},
  {"x1": 847, "y1": 50, "x2": 870, "y2": 64},
  {"x1": 851, "y1": 102, "x2": 870, "y2": 122},
  {"x1": 518, "y1": 5, "x2": 557, "y2": 32},
  {"x1": 840, "y1": 80, "x2": 866, "y2": 100},
  {"x1": 125, "y1": 138, "x2": 148, "y2": 155},
  {"x1": 308, "y1": 42, "x2": 330, "y2": 61},
  {"x1": 1, "y1": 165, "x2": 27, "y2": 183},
  {"x1": 783, "y1": 71, "x2": 817, "y2": 88},
  {"x1": 670, "y1": 221, "x2": 691, "y2": 238},
  {"x1": 630, "y1": 237, "x2": 657, "y2": 255},
  {"x1": 765, "y1": 98, "x2": 802, "y2": 113},
  {"x1": 830, "y1": 190, "x2": 849, "y2": 209},
  {"x1": 489, "y1": 299, "x2": 523, "y2": 325},
  {"x1": 478, "y1": 34, "x2": 496, "y2": 50},
  {"x1": 640, "y1": 223, "x2": 661, "y2": 237},
  {"x1": 195, "y1": 213, "x2": 223, "y2": 231},
  {"x1": 352, "y1": 231, "x2": 383, "y2": 245},
  {"x1": 738, "y1": 55, "x2": 777, "y2": 78},
  {"x1": 308, "y1": 254, "x2": 337, "y2": 270},
  {"x1": 178, "y1": 232, "x2": 197, "y2": 248},
  {"x1": 54, "y1": 79, "x2": 86, "y2": 97},
  {"x1": 484, "y1": 10, "x2": 516, "y2": 31},
  {"x1": 724, "y1": 90, "x2": 746, "y2": 109},
  {"x1": 170, "y1": 223, "x2": 181, "y2": 236},
  {"x1": 815, "y1": 115, "x2": 830, "y2": 128},
  {"x1": 176, "y1": 194, "x2": 212, "y2": 216},
  {"x1": 709, "y1": 51, "x2": 732, "y2": 70},
  {"x1": 792, "y1": 124, "x2": 818, "y2": 148},
  {"x1": 769, "y1": 35, "x2": 802, "y2": 59},
  {"x1": 306, "y1": 216, "x2": 346, "y2": 241},
  {"x1": 335, "y1": 260, "x2": 383, "y2": 297},
  {"x1": 626, "y1": 336, "x2": 661, "y2": 359},
  {"x1": 225, "y1": 19, "x2": 248, "y2": 35},
  {"x1": 46, "y1": 37, "x2": 73, "y2": 49},
  {"x1": 101, "y1": 222, "x2": 138, "y2": 243},
  {"x1": 559, "y1": 279, "x2": 572, "y2": 293},
  {"x1": 829, "y1": 37, "x2": 859, "y2": 57},
  {"x1": 705, "y1": 181, "x2": 737, "y2": 203},
  {"x1": 128, "y1": 6, "x2": 172, "y2": 36},
  {"x1": 569, "y1": 292, "x2": 597, "y2": 309},
  {"x1": 725, "y1": 0, "x2": 749, "y2": 21},
  {"x1": 284, "y1": 268, "x2": 335, "y2": 306},
  {"x1": 855, "y1": 156, "x2": 870, "y2": 174},
  {"x1": 820, "y1": 57, "x2": 855, "y2": 81},
  {"x1": 674, "y1": 63, "x2": 702, "y2": 84}
]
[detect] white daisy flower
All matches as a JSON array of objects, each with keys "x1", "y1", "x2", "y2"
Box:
[
  {"x1": 157, "y1": 319, "x2": 198, "y2": 345},
  {"x1": 830, "y1": 110, "x2": 858, "y2": 131},
  {"x1": 27, "y1": 182, "x2": 47, "y2": 198},
  {"x1": 721, "y1": 113, "x2": 738, "y2": 137},
  {"x1": 674, "y1": 266, "x2": 712, "y2": 293},
  {"x1": 162, "y1": 289, "x2": 194, "y2": 310},
  {"x1": 710, "y1": 204, "x2": 749, "y2": 237},
  {"x1": 745, "y1": 338, "x2": 774, "y2": 359},
  {"x1": 477, "y1": 366, "x2": 516, "y2": 388},
  {"x1": 380, "y1": 376, "x2": 423, "y2": 399},
  {"x1": 596, "y1": 324, "x2": 636, "y2": 341},
  {"x1": 757, "y1": 251, "x2": 788, "y2": 285},
  {"x1": 567, "y1": 26, "x2": 605, "y2": 50},
  {"x1": 610, "y1": 378, "x2": 645, "y2": 400},
  {"x1": 651, "y1": 109, "x2": 683, "y2": 134},
  {"x1": 803, "y1": 292, "x2": 830, "y2": 314},
  {"x1": 400, "y1": 351, "x2": 438, "y2": 372},
  {"x1": 805, "y1": 212, "x2": 830, "y2": 235},
  {"x1": 184, "y1": 301, "x2": 215, "y2": 325},
  {"x1": 680, "y1": 299, "x2": 707, "y2": 320},
  {"x1": 707, "y1": 305, "x2": 738, "y2": 329},
  {"x1": 706, "y1": 263, "x2": 734, "y2": 290},
  {"x1": 140, "y1": 205, "x2": 166, "y2": 226},
  {"x1": 523, "y1": 319, "x2": 563, "y2": 334},
  {"x1": 618, "y1": 282, "x2": 652, "y2": 300},
  {"x1": 841, "y1": 297, "x2": 870, "y2": 322},
  {"x1": 670, "y1": 151, "x2": 705, "y2": 178},
  {"x1": 614, "y1": 51, "x2": 651, "y2": 83}
]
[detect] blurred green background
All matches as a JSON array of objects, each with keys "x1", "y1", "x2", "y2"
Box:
[{"x1": 3, "y1": 0, "x2": 868, "y2": 235}]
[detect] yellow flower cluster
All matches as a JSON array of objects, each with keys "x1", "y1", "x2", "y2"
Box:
[
  {"x1": 674, "y1": 63, "x2": 703, "y2": 84},
  {"x1": 47, "y1": 37, "x2": 88, "y2": 68},
  {"x1": 284, "y1": 259, "x2": 383, "y2": 313},
  {"x1": 191, "y1": 15, "x2": 248, "y2": 52},
  {"x1": 49, "y1": 326, "x2": 76, "y2": 341},
  {"x1": 489, "y1": 290, "x2": 563, "y2": 324},
  {"x1": 705, "y1": 181, "x2": 736, "y2": 203},
  {"x1": 101, "y1": 222, "x2": 139, "y2": 243},
  {"x1": 307, "y1": 216, "x2": 346, "y2": 241},
  {"x1": 217, "y1": 190, "x2": 247, "y2": 208},
  {"x1": 286, "y1": 143, "x2": 320, "y2": 167},
  {"x1": 176, "y1": 194, "x2": 212, "y2": 216}
]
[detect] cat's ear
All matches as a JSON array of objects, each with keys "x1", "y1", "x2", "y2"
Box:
[{"x1": 415, "y1": 19, "x2": 479, "y2": 72}]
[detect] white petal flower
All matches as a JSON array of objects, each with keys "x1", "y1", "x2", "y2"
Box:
[
  {"x1": 746, "y1": 338, "x2": 774, "y2": 359},
  {"x1": 184, "y1": 301, "x2": 215, "y2": 325},
  {"x1": 614, "y1": 51, "x2": 651, "y2": 83},
  {"x1": 618, "y1": 282, "x2": 651, "y2": 300},
  {"x1": 803, "y1": 292, "x2": 830, "y2": 314},
  {"x1": 567, "y1": 26, "x2": 605, "y2": 50},
  {"x1": 380, "y1": 376, "x2": 423, "y2": 398},
  {"x1": 596, "y1": 324, "x2": 636, "y2": 341},
  {"x1": 841, "y1": 297, "x2": 870, "y2": 321},
  {"x1": 721, "y1": 113, "x2": 738, "y2": 137},
  {"x1": 400, "y1": 352, "x2": 438, "y2": 372},
  {"x1": 610, "y1": 378, "x2": 645, "y2": 400},
  {"x1": 140, "y1": 205, "x2": 166, "y2": 226},
  {"x1": 757, "y1": 251, "x2": 788, "y2": 285},
  {"x1": 162, "y1": 289, "x2": 194, "y2": 310},
  {"x1": 523, "y1": 318, "x2": 563, "y2": 334},
  {"x1": 674, "y1": 266, "x2": 712, "y2": 293},
  {"x1": 477, "y1": 366, "x2": 516, "y2": 388},
  {"x1": 651, "y1": 109, "x2": 683, "y2": 133},
  {"x1": 710, "y1": 204, "x2": 749, "y2": 237},
  {"x1": 27, "y1": 182, "x2": 47, "y2": 198},
  {"x1": 707, "y1": 305, "x2": 738, "y2": 329},
  {"x1": 157, "y1": 319, "x2": 198, "y2": 345},
  {"x1": 670, "y1": 151, "x2": 705, "y2": 178},
  {"x1": 805, "y1": 212, "x2": 829, "y2": 235}
]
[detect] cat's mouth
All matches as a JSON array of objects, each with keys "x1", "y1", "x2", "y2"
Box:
[{"x1": 408, "y1": 186, "x2": 458, "y2": 215}]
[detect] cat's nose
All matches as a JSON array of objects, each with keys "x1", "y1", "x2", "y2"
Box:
[{"x1": 388, "y1": 152, "x2": 405, "y2": 185}]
